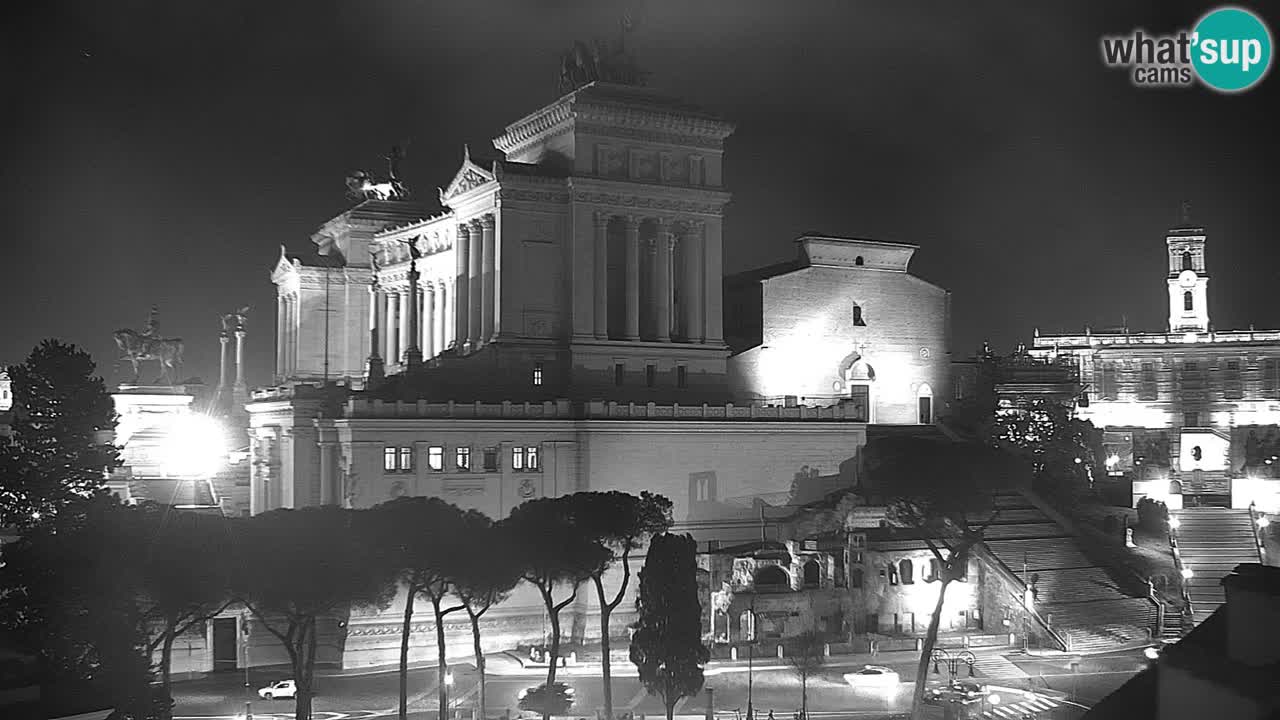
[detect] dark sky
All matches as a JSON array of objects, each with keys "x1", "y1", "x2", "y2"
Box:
[{"x1": 5, "y1": 1, "x2": 1278, "y2": 388}]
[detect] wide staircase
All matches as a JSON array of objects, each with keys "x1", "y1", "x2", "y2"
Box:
[
  {"x1": 982, "y1": 493, "x2": 1159, "y2": 652},
  {"x1": 1174, "y1": 508, "x2": 1261, "y2": 625}
]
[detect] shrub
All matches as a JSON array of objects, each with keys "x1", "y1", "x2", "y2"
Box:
[
  {"x1": 1136, "y1": 498, "x2": 1169, "y2": 532},
  {"x1": 517, "y1": 682, "x2": 575, "y2": 717}
]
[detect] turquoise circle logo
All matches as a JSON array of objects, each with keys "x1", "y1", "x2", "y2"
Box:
[{"x1": 1192, "y1": 6, "x2": 1273, "y2": 92}]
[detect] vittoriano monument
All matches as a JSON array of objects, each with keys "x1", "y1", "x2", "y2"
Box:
[{"x1": 114, "y1": 306, "x2": 185, "y2": 385}]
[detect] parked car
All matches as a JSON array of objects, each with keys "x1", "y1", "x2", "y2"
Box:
[
  {"x1": 843, "y1": 665, "x2": 900, "y2": 688},
  {"x1": 925, "y1": 680, "x2": 984, "y2": 705},
  {"x1": 259, "y1": 679, "x2": 297, "y2": 700}
]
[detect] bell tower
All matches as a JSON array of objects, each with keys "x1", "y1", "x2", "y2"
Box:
[{"x1": 1166, "y1": 205, "x2": 1209, "y2": 333}]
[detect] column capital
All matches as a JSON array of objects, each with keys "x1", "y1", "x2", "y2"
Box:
[
  {"x1": 655, "y1": 217, "x2": 676, "y2": 235},
  {"x1": 622, "y1": 214, "x2": 641, "y2": 232},
  {"x1": 682, "y1": 219, "x2": 706, "y2": 236},
  {"x1": 647, "y1": 236, "x2": 659, "y2": 255},
  {"x1": 479, "y1": 214, "x2": 496, "y2": 230},
  {"x1": 457, "y1": 222, "x2": 472, "y2": 238},
  {"x1": 594, "y1": 210, "x2": 611, "y2": 228}
]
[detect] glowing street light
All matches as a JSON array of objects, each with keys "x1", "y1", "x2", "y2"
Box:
[
  {"x1": 988, "y1": 693, "x2": 1001, "y2": 706},
  {"x1": 160, "y1": 413, "x2": 227, "y2": 477},
  {"x1": 1181, "y1": 567, "x2": 1194, "y2": 580},
  {"x1": 1169, "y1": 516, "x2": 1181, "y2": 530}
]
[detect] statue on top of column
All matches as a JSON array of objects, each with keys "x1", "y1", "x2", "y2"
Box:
[
  {"x1": 558, "y1": 13, "x2": 648, "y2": 95},
  {"x1": 345, "y1": 144, "x2": 410, "y2": 201},
  {"x1": 221, "y1": 306, "x2": 250, "y2": 333}
]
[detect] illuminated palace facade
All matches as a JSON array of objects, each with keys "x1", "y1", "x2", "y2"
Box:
[
  {"x1": 1030, "y1": 221, "x2": 1280, "y2": 512},
  {"x1": 246, "y1": 83, "x2": 951, "y2": 669}
]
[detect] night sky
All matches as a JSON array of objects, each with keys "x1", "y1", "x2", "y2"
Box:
[{"x1": 5, "y1": 1, "x2": 1278, "y2": 389}]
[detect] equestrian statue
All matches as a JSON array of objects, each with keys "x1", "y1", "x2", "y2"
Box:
[
  {"x1": 113, "y1": 305, "x2": 185, "y2": 385},
  {"x1": 346, "y1": 144, "x2": 410, "y2": 201},
  {"x1": 558, "y1": 14, "x2": 647, "y2": 95}
]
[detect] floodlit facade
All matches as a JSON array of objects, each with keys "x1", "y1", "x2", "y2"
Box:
[
  {"x1": 1030, "y1": 221, "x2": 1280, "y2": 512},
  {"x1": 245, "y1": 82, "x2": 952, "y2": 669}
]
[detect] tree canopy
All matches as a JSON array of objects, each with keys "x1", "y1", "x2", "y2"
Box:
[
  {"x1": 630, "y1": 533, "x2": 708, "y2": 720},
  {"x1": 1, "y1": 340, "x2": 118, "y2": 528}
]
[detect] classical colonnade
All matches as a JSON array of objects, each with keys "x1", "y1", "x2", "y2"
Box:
[{"x1": 593, "y1": 212, "x2": 707, "y2": 343}]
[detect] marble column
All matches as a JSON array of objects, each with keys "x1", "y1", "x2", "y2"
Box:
[
  {"x1": 386, "y1": 291, "x2": 399, "y2": 363},
  {"x1": 438, "y1": 282, "x2": 450, "y2": 351},
  {"x1": 593, "y1": 211, "x2": 609, "y2": 339},
  {"x1": 365, "y1": 284, "x2": 384, "y2": 383},
  {"x1": 681, "y1": 222, "x2": 704, "y2": 343},
  {"x1": 218, "y1": 331, "x2": 230, "y2": 401},
  {"x1": 455, "y1": 224, "x2": 471, "y2": 351},
  {"x1": 469, "y1": 219, "x2": 484, "y2": 348},
  {"x1": 655, "y1": 220, "x2": 673, "y2": 342},
  {"x1": 234, "y1": 328, "x2": 247, "y2": 391},
  {"x1": 624, "y1": 215, "x2": 641, "y2": 340},
  {"x1": 398, "y1": 289, "x2": 412, "y2": 366},
  {"x1": 319, "y1": 441, "x2": 335, "y2": 505},
  {"x1": 480, "y1": 215, "x2": 496, "y2": 342},
  {"x1": 424, "y1": 284, "x2": 436, "y2": 358},
  {"x1": 275, "y1": 296, "x2": 285, "y2": 379},
  {"x1": 284, "y1": 295, "x2": 295, "y2": 376}
]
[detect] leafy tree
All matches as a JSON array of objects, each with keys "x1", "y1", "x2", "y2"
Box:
[
  {"x1": 233, "y1": 507, "x2": 397, "y2": 720},
  {"x1": 786, "y1": 630, "x2": 825, "y2": 719},
  {"x1": 629, "y1": 533, "x2": 708, "y2": 720},
  {"x1": 454, "y1": 515, "x2": 522, "y2": 720},
  {"x1": 861, "y1": 435, "x2": 1027, "y2": 720},
  {"x1": 571, "y1": 491, "x2": 673, "y2": 720},
  {"x1": 992, "y1": 398, "x2": 1097, "y2": 500},
  {"x1": 503, "y1": 496, "x2": 609, "y2": 715},
  {"x1": 1, "y1": 340, "x2": 118, "y2": 529},
  {"x1": 132, "y1": 504, "x2": 235, "y2": 708},
  {"x1": 0, "y1": 494, "x2": 166, "y2": 719},
  {"x1": 372, "y1": 497, "x2": 482, "y2": 720}
]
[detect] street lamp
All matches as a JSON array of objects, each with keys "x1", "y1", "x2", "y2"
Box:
[
  {"x1": 745, "y1": 602, "x2": 757, "y2": 720},
  {"x1": 930, "y1": 649, "x2": 976, "y2": 685},
  {"x1": 444, "y1": 669, "x2": 454, "y2": 719}
]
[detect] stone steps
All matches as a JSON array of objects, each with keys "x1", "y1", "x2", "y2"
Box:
[{"x1": 1174, "y1": 508, "x2": 1259, "y2": 625}]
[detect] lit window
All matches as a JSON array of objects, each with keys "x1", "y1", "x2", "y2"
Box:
[
  {"x1": 526, "y1": 445, "x2": 539, "y2": 471},
  {"x1": 646, "y1": 364, "x2": 656, "y2": 387},
  {"x1": 532, "y1": 362, "x2": 544, "y2": 386},
  {"x1": 455, "y1": 446, "x2": 471, "y2": 471},
  {"x1": 384, "y1": 447, "x2": 397, "y2": 472},
  {"x1": 428, "y1": 446, "x2": 444, "y2": 472},
  {"x1": 513, "y1": 446, "x2": 525, "y2": 470},
  {"x1": 483, "y1": 447, "x2": 498, "y2": 472},
  {"x1": 398, "y1": 447, "x2": 413, "y2": 472},
  {"x1": 677, "y1": 366, "x2": 688, "y2": 389}
]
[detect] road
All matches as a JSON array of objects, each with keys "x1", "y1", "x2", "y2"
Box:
[{"x1": 171, "y1": 647, "x2": 1147, "y2": 720}]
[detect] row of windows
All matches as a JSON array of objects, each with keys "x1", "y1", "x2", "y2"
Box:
[
  {"x1": 1097, "y1": 358, "x2": 1280, "y2": 401},
  {"x1": 384, "y1": 445, "x2": 541, "y2": 473},
  {"x1": 529, "y1": 362, "x2": 690, "y2": 388}
]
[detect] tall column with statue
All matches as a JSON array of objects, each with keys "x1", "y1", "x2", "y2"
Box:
[{"x1": 365, "y1": 250, "x2": 385, "y2": 385}]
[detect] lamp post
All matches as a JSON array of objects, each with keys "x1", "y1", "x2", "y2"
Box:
[
  {"x1": 746, "y1": 602, "x2": 756, "y2": 720},
  {"x1": 445, "y1": 669, "x2": 454, "y2": 718},
  {"x1": 930, "y1": 649, "x2": 976, "y2": 686}
]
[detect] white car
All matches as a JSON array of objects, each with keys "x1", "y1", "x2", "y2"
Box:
[
  {"x1": 259, "y1": 680, "x2": 297, "y2": 700},
  {"x1": 843, "y1": 665, "x2": 901, "y2": 688}
]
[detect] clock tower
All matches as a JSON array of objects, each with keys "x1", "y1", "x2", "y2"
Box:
[{"x1": 1166, "y1": 221, "x2": 1210, "y2": 333}]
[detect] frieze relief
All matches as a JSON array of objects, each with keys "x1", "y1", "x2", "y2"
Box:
[
  {"x1": 661, "y1": 152, "x2": 689, "y2": 183},
  {"x1": 630, "y1": 150, "x2": 658, "y2": 181},
  {"x1": 442, "y1": 479, "x2": 486, "y2": 497},
  {"x1": 570, "y1": 191, "x2": 725, "y2": 216},
  {"x1": 596, "y1": 146, "x2": 626, "y2": 178}
]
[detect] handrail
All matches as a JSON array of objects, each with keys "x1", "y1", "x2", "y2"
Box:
[
  {"x1": 1168, "y1": 525, "x2": 1195, "y2": 624},
  {"x1": 971, "y1": 543, "x2": 1071, "y2": 652},
  {"x1": 1248, "y1": 501, "x2": 1266, "y2": 563}
]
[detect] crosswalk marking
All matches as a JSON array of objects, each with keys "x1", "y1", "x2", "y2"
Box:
[{"x1": 981, "y1": 694, "x2": 1060, "y2": 718}]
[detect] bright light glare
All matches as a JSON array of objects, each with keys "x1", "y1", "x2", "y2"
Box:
[
  {"x1": 1144, "y1": 647, "x2": 1160, "y2": 660},
  {"x1": 1169, "y1": 517, "x2": 1181, "y2": 530},
  {"x1": 988, "y1": 694, "x2": 1001, "y2": 706},
  {"x1": 445, "y1": 672, "x2": 454, "y2": 686},
  {"x1": 160, "y1": 413, "x2": 227, "y2": 477},
  {"x1": 1259, "y1": 516, "x2": 1271, "y2": 528},
  {"x1": 1181, "y1": 567, "x2": 1194, "y2": 579}
]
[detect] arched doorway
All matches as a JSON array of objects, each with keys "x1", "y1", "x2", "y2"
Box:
[
  {"x1": 917, "y1": 383, "x2": 934, "y2": 424},
  {"x1": 803, "y1": 559, "x2": 821, "y2": 588},
  {"x1": 842, "y1": 357, "x2": 876, "y2": 422},
  {"x1": 754, "y1": 565, "x2": 789, "y2": 591}
]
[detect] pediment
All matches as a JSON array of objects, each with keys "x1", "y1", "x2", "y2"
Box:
[{"x1": 440, "y1": 147, "x2": 496, "y2": 204}]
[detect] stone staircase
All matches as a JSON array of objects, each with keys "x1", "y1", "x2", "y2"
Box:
[
  {"x1": 1174, "y1": 507, "x2": 1261, "y2": 625},
  {"x1": 982, "y1": 492, "x2": 1158, "y2": 653}
]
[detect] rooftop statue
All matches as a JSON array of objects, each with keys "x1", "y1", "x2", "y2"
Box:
[
  {"x1": 558, "y1": 14, "x2": 647, "y2": 95},
  {"x1": 114, "y1": 305, "x2": 185, "y2": 385},
  {"x1": 220, "y1": 306, "x2": 251, "y2": 334},
  {"x1": 346, "y1": 144, "x2": 410, "y2": 201}
]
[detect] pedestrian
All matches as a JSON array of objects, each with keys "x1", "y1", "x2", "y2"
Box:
[{"x1": 768, "y1": 710, "x2": 774, "y2": 720}]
